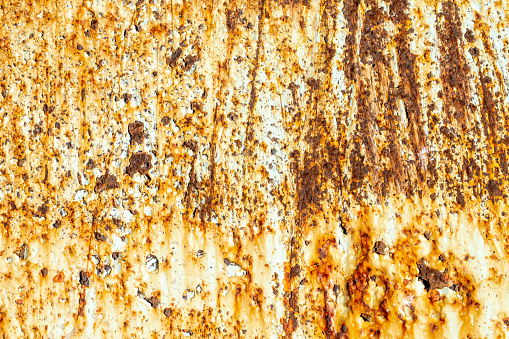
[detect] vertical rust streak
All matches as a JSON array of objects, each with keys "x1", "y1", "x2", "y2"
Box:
[
  {"x1": 436, "y1": 0, "x2": 473, "y2": 204},
  {"x1": 244, "y1": 0, "x2": 266, "y2": 165},
  {"x1": 390, "y1": 0, "x2": 427, "y2": 188},
  {"x1": 437, "y1": 1, "x2": 471, "y2": 130},
  {"x1": 201, "y1": 104, "x2": 219, "y2": 225}
]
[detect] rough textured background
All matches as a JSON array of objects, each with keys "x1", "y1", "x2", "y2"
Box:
[{"x1": 0, "y1": 0, "x2": 509, "y2": 337}]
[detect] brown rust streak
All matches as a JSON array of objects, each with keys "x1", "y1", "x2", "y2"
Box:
[
  {"x1": 435, "y1": 0, "x2": 479, "y2": 204},
  {"x1": 389, "y1": 0, "x2": 427, "y2": 189},
  {"x1": 282, "y1": 0, "x2": 343, "y2": 337},
  {"x1": 437, "y1": 1, "x2": 471, "y2": 130},
  {"x1": 244, "y1": 0, "x2": 266, "y2": 165},
  {"x1": 200, "y1": 104, "x2": 220, "y2": 225},
  {"x1": 476, "y1": 22, "x2": 508, "y2": 191}
]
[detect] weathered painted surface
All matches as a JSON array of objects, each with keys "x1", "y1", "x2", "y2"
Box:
[{"x1": 0, "y1": 0, "x2": 508, "y2": 337}]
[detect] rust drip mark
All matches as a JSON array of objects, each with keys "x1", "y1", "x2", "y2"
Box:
[
  {"x1": 342, "y1": 0, "x2": 385, "y2": 199},
  {"x1": 436, "y1": 1, "x2": 471, "y2": 130},
  {"x1": 200, "y1": 105, "x2": 220, "y2": 225},
  {"x1": 353, "y1": 5, "x2": 392, "y2": 196},
  {"x1": 314, "y1": 238, "x2": 343, "y2": 339},
  {"x1": 470, "y1": 22, "x2": 506, "y2": 198},
  {"x1": 282, "y1": 237, "x2": 301, "y2": 337},
  {"x1": 345, "y1": 233, "x2": 376, "y2": 326},
  {"x1": 244, "y1": 0, "x2": 266, "y2": 159},
  {"x1": 477, "y1": 26, "x2": 507, "y2": 106},
  {"x1": 284, "y1": 115, "x2": 343, "y2": 335},
  {"x1": 478, "y1": 66, "x2": 498, "y2": 150},
  {"x1": 183, "y1": 143, "x2": 199, "y2": 221},
  {"x1": 77, "y1": 291, "x2": 86, "y2": 317},
  {"x1": 283, "y1": 3, "x2": 343, "y2": 335},
  {"x1": 479, "y1": 27, "x2": 508, "y2": 177},
  {"x1": 342, "y1": 0, "x2": 361, "y2": 82},
  {"x1": 389, "y1": 0, "x2": 427, "y2": 187},
  {"x1": 318, "y1": 0, "x2": 338, "y2": 78},
  {"x1": 290, "y1": 0, "x2": 343, "y2": 227},
  {"x1": 282, "y1": 263, "x2": 299, "y2": 336},
  {"x1": 476, "y1": 27, "x2": 509, "y2": 177}
]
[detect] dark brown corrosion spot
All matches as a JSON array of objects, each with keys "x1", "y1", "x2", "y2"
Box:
[
  {"x1": 40, "y1": 268, "x2": 48, "y2": 277},
  {"x1": 464, "y1": 29, "x2": 475, "y2": 43},
  {"x1": 450, "y1": 283, "x2": 460, "y2": 292},
  {"x1": 94, "y1": 232, "x2": 107, "y2": 242},
  {"x1": 183, "y1": 55, "x2": 199, "y2": 71},
  {"x1": 226, "y1": 8, "x2": 243, "y2": 33},
  {"x1": 52, "y1": 220, "x2": 61, "y2": 229},
  {"x1": 166, "y1": 47, "x2": 182, "y2": 67},
  {"x1": 16, "y1": 243, "x2": 28, "y2": 260},
  {"x1": 94, "y1": 173, "x2": 119, "y2": 193},
  {"x1": 161, "y1": 116, "x2": 170, "y2": 126},
  {"x1": 36, "y1": 204, "x2": 48, "y2": 217},
  {"x1": 360, "y1": 312, "x2": 372, "y2": 322},
  {"x1": 126, "y1": 152, "x2": 152, "y2": 176},
  {"x1": 373, "y1": 241, "x2": 388, "y2": 255},
  {"x1": 424, "y1": 231, "x2": 432, "y2": 240},
  {"x1": 79, "y1": 270, "x2": 90, "y2": 287},
  {"x1": 86, "y1": 159, "x2": 95, "y2": 171},
  {"x1": 128, "y1": 121, "x2": 146, "y2": 145},
  {"x1": 145, "y1": 296, "x2": 160, "y2": 308},
  {"x1": 121, "y1": 93, "x2": 132, "y2": 103},
  {"x1": 104, "y1": 265, "x2": 112, "y2": 276},
  {"x1": 486, "y1": 179, "x2": 502, "y2": 198},
  {"x1": 183, "y1": 139, "x2": 197, "y2": 152},
  {"x1": 112, "y1": 252, "x2": 120, "y2": 260},
  {"x1": 289, "y1": 264, "x2": 301, "y2": 279},
  {"x1": 163, "y1": 308, "x2": 172, "y2": 317},
  {"x1": 417, "y1": 258, "x2": 449, "y2": 290}
]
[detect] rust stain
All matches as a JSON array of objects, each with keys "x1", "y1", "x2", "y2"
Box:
[{"x1": 0, "y1": 0, "x2": 508, "y2": 338}]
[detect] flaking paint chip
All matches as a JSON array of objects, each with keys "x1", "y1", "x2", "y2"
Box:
[{"x1": 53, "y1": 272, "x2": 65, "y2": 283}]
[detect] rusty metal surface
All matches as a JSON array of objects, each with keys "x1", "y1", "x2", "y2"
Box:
[{"x1": 0, "y1": 0, "x2": 509, "y2": 337}]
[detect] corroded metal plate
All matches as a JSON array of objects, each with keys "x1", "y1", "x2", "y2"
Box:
[{"x1": 0, "y1": 0, "x2": 508, "y2": 338}]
